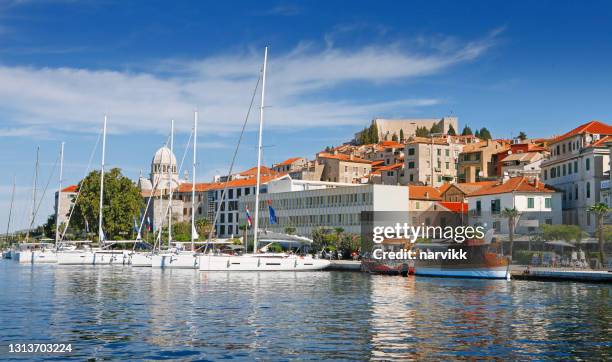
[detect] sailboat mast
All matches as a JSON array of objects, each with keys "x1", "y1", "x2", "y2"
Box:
[
  {"x1": 253, "y1": 46, "x2": 268, "y2": 254},
  {"x1": 168, "y1": 119, "x2": 174, "y2": 248},
  {"x1": 6, "y1": 176, "x2": 16, "y2": 244},
  {"x1": 55, "y1": 142, "x2": 64, "y2": 244},
  {"x1": 99, "y1": 115, "x2": 107, "y2": 244},
  {"x1": 191, "y1": 111, "x2": 197, "y2": 251},
  {"x1": 26, "y1": 146, "x2": 39, "y2": 242}
]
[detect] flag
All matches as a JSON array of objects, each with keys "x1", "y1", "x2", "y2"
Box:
[
  {"x1": 246, "y1": 207, "x2": 253, "y2": 228},
  {"x1": 268, "y1": 205, "x2": 277, "y2": 225},
  {"x1": 192, "y1": 224, "x2": 199, "y2": 239}
]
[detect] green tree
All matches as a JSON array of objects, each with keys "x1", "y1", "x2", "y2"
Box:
[
  {"x1": 430, "y1": 121, "x2": 443, "y2": 134},
  {"x1": 475, "y1": 130, "x2": 480, "y2": 138},
  {"x1": 42, "y1": 214, "x2": 56, "y2": 239},
  {"x1": 518, "y1": 131, "x2": 527, "y2": 141},
  {"x1": 501, "y1": 207, "x2": 520, "y2": 259},
  {"x1": 415, "y1": 126, "x2": 430, "y2": 137},
  {"x1": 172, "y1": 221, "x2": 192, "y2": 241},
  {"x1": 196, "y1": 218, "x2": 212, "y2": 239},
  {"x1": 370, "y1": 123, "x2": 379, "y2": 143},
  {"x1": 540, "y1": 224, "x2": 584, "y2": 243},
  {"x1": 589, "y1": 203, "x2": 611, "y2": 267},
  {"x1": 461, "y1": 125, "x2": 473, "y2": 136},
  {"x1": 70, "y1": 168, "x2": 144, "y2": 241},
  {"x1": 447, "y1": 124, "x2": 457, "y2": 136},
  {"x1": 391, "y1": 132, "x2": 398, "y2": 142},
  {"x1": 479, "y1": 127, "x2": 492, "y2": 140},
  {"x1": 399, "y1": 128, "x2": 405, "y2": 141}
]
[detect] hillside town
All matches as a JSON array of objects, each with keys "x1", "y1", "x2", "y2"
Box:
[{"x1": 55, "y1": 117, "x2": 611, "y2": 246}]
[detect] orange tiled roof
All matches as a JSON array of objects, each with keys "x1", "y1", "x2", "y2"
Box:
[
  {"x1": 177, "y1": 174, "x2": 282, "y2": 193},
  {"x1": 377, "y1": 162, "x2": 403, "y2": 172},
  {"x1": 438, "y1": 201, "x2": 468, "y2": 214},
  {"x1": 62, "y1": 185, "x2": 78, "y2": 193},
  {"x1": 317, "y1": 152, "x2": 372, "y2": 164},
  {"x1": 239, "y1": 166, "x2": 279, "y2": 177},
  {"x1": 469, "y1": 177, "x2": 558, "y2": 197},
  {"x1": 273, "y1": 157, "x2": 302, "y2": 167},
  {"x1": 438, "y1": 183, "x2": 452, "y2": 194},
  {"x1": 589, "y1": 135, "x2": 612, "y2": 148},
  {"x1": 553, "y1": 120, "x2": 612, "y2": 143},
  {"x1": 408, "y1": 185, "x2": 442, "y2": 201}
]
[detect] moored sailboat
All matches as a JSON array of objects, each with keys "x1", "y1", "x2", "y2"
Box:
[{"x1": 198, "y1": 47, "x2": 329, "y2": 272}]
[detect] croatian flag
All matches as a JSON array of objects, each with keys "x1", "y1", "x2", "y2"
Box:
[{"x1": 246, "y1": 207, "x2": 253, "y2": 228}]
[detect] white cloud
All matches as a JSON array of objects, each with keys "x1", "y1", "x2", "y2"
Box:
[{"x1": 0, "y1": 31, "x2": 499, "y2": 137}]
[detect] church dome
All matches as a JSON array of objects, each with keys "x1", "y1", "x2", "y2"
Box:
[{"x1": 152, "y1": 146, "x2": 177, "y2": 166}]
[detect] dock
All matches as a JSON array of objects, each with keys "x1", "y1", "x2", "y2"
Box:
[{"x1": 511, "y1": 266, "x2": 612, "y2": 283}]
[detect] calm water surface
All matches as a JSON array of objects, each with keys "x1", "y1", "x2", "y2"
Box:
[{"x1": 0, "y1": 261, "x2": 610, "y2": 361}]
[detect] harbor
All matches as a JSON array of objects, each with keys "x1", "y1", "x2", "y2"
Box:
[{"x1": 1, "y1": 260, "x2": 610, "y2": 360}]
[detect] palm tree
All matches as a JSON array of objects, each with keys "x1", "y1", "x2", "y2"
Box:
[
  {"x1": 501, "y1": 207, "x2": 520, "y2": 260},
  {"x1": 589, "y1": 203, "x2": 610, "y2": 267}
]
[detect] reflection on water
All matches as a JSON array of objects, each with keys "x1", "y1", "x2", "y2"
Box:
[{"x1": 0, "y1": 261, "x2": 610, "y2": 360}]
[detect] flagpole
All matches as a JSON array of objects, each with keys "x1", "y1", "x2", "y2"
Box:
[{"x1": 253, "y1": 46, "x2": 267, "y2": 254}]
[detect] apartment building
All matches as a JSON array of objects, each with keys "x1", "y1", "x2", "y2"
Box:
[
  {"x1": 439, "y1": 181, "x2": 497, "y2": 203},
  {"x1": 496, "y1": 141, "x2": 549, "y2": 177},
  {"x1": 458, "y1": 140, "x2": 509, "y2": 183},
  {"x1": 468, "y1": 176, "x2": 562, "y2": 234},
  {"x1": 540, "y1": 121, "x2": 612, "y2": 232},
  {"x1": 363, "y1": 140, "x2": 405, "y2": 166},
  {"x1": 272, "y1": 157, "x2": 308, "y2": 173},
  {"x1": 317, "y1": 152, "x2": 372, "y2": 183},
  {"x1": 239, "y1": 181, "x2": 409, "y2": 237},
  {"x1": 403, "y1": 136, "x2": 463, "y2": 187}
]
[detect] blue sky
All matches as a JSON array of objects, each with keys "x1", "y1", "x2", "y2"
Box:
[{"x1": 1, "y1": 0, "x2": 611, "y2": 230}]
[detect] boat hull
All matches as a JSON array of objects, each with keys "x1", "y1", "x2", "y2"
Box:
[
  {"x1": 129, "y1": 252, "x2": 153, "y2": 267},
  {"x1": 152, "y1": 253, "x2": 199, "y2": 269},
  {"x1": 2, "y1": 250, "x2": 11, "y2": 259},
  {"x1": 15, "y1": 250, "x2": 57, "y2": 264},
  {"x1": 361, "y1": 259, "x2": 408, "y2": 275},
  {"x1": 198, "y1": 255, "x2": 331, "y2": 271},
  {"x1": 414, "y1": 266, "x2": 510, "y2": 279},
  {"x1": 57, "y1": 251, "x2": 129, "y2": 265}
]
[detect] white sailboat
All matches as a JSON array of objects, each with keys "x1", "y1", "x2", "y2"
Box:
[
  {"x1": 151, "y1": 112, "x2": 201, "y2": 269},
  {"x1": 13, "y1": 146, "x2": 58, "y2": 264},
  {"x1": 198, "y1": 47, "x2": 330, "y2": 272},
  {"x1": 57, "y1": 116, "x2": 128, "y2": 265},
  {"x1": 2, "y1": 176, "x2": 16, "y2": 259}
]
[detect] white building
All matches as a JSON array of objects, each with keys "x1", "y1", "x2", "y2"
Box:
[
  {"x1": 541, "y1": 121, "x2": 612, "y2": 232},
  {"x1": 467, "y1": 176, "x2": 562, "y2": 234},
  {"x1": 239, "y1": 178, "x2": 409, "y2": 237}
]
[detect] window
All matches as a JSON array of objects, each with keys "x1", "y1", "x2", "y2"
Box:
[
  {"x1": 545, "y1": 198, "x2": 551, "y2": 208},
  {"x1": 527, "y1": 197, "x2": 534, "y2": 208},
  {"x1": 437, "y1": 149, "x2": 441, "y2": 156},
  {"x1": 568, "y1": 163, "x2": 572, "y2": 174},
  {"x1": 562, "y1": 164, "x2": 566, "y2": 176},
  {"x1": 245, "y1": 187, "x2": 250, "y2": 195},
  {"x1": 409, "y1": 174, "x2": 414, "y2": 182},
  {"x1": 415, "y1": 201, "x2": 420, "y2": 209},
  {"x1": 476, "y1": 200, "x2": 482, "y2": 214},
  {"x1": 544, "y1": 169, "x2": 548, "y2": 180},
  {"x1": 586, "y1": 158, "x2": 590, "y2": 171},
  {"x1": 445, "y1": 149, "x2": 450, "y2": 157},
  {"x1": 491, "y1": 199, "x2": 501, "y2": 214},
  {"x1": 446, "y1": 162, "x2": 449, "y2": 170},
  {"x1": 575, "y1": 185, "x2": 578, "y2": 200},
  {"x1": 586, "y1": 182, "x2": 591, "y2": 198},
  {"x1": 574, "y1": 161, "x2": 578, "y2": 173},
  {"x1": 408, "y1": 148, "x2": 415, "y2": 155},
  {"x1": 408, "y1": 162, "x2": 415, "y2": 169}
]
